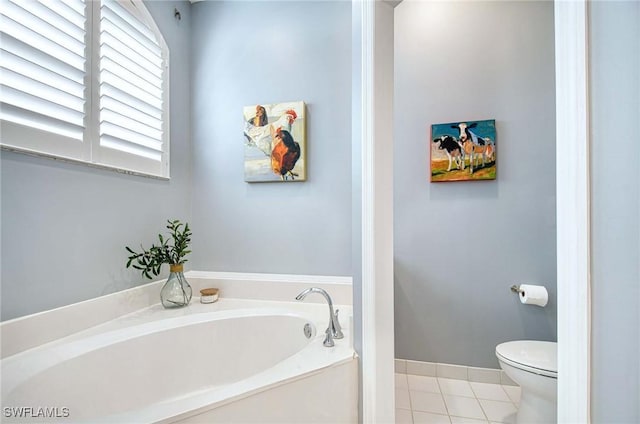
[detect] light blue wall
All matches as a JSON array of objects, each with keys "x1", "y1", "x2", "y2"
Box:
[
  {"x1": 1, "y1": 0, "x2": 352, "y2": 321},
  {"x1": 590, "y1": 2, "x2": 640, "y2": 421},
  {"x1": 0, "y1": 1, "x2": 192, "y2": 320},
  {"x1": 189, "y1": 1, "x2": 352, "y2": 276},
  {"x1": 393, "y1": 1, "x2": 557, "y2": 368}
]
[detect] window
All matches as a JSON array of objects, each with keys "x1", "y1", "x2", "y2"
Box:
[{"x1": 0, "y1": 0, "x2": 170, "y2": 178}]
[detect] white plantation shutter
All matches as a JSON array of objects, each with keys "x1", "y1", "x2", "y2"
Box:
[
  {"x1": 96, "y1": 0, "x2": 168, "y2": 176},
  {"x1": 0, "y1": 0, "x2": 170, "y2": 178},
  {"x1": 0, "y1": 0, "x2": 87, "y2": 159}
]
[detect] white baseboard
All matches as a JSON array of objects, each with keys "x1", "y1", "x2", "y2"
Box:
[{"x1": 394, "y1": 358, "x2": 517, "y2": 386}]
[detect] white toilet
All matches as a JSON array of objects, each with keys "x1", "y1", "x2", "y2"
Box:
[{"x1": 496, "y1": 340, "x2": 557, "y2": 424}]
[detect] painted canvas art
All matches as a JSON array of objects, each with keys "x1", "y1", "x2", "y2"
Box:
[
  {"x1": 430, "y1": 119, "x2": 496, "y2": 182},
  {"x1": 243, "y1": 101, "x2": 306, "y2": 182}
]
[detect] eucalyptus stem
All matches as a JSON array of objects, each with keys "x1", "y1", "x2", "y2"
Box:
[{"x1": 125, "y1": 219, "x2": 192, "y2": 279}]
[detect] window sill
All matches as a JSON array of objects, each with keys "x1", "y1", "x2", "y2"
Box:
[{"x1": 1, "y1": 145, "x2": 170, "y2": 181}]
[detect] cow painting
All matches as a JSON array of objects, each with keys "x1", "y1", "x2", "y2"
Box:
[{"x1": 430, "y1": 119, "x2": 496, "y2": 182}]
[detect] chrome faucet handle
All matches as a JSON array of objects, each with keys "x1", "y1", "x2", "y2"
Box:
[
  {"x1": 323, "y1": 328, "x2": 335, "y2": 347},
  {"x1": 332, "y1": 309, "x2": 344, "y2": 339},
  {"x1": 295, "y1": 287, "x2": 339, "y2": 348}
]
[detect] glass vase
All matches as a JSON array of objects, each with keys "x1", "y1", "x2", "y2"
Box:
[{"x1": 160, "y1": 264, "x2": 192, "y2": 308}]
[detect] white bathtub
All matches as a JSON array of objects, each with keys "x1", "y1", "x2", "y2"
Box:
[{"x1": 1, "y1": 299, "x2": 357, "y2": 423}]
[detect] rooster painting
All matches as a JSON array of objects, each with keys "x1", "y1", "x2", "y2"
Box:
[{"x1": 243, "y1": 101, "x2": 306, "y2": 182}]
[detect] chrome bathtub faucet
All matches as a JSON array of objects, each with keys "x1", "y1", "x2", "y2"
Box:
[{"x1": 295, "y1": 287, "x2": 344, "y2": 347}]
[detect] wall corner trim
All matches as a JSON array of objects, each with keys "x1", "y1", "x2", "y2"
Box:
[
  {"x1": 554, "y1": 1, "x2": 591, "y2": 422},
  {"x1": 359, "y1": 0, "x2": 396, "y2": 423}
]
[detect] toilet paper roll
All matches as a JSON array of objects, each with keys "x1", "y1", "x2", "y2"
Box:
[{"x1": 519, "y1": 284, "x2": 548, "y2": 307}]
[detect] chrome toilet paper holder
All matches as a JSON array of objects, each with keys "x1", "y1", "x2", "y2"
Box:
[{"x1": 510, "y1": 285, "x2": 523, "y2": 294}]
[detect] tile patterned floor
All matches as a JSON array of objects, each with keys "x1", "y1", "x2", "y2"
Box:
[{"x1": 395, "y1": 373, "x2": 521, "y2": 424}]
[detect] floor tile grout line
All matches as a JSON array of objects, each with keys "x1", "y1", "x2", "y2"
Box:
[
  {"x1": 470, "y1": 382, "x2": 514, "y2": 403},
  {"x1": 473, "y1": 384, "x2": 491, "y2": 422},
  {"x1": 405, "y1": 375, "x2": 414, "y2": 414},
  {"x1": 407, "y1": 374, "x2": 442, "y2": 395},
  {"x1": 435, "y1": 376, "x2": 451, "y2": 418},
  {"x1": 469, "y1": 380, "x2": 478, "y2": 400},
  {"x1": 449, "y1": 414, "x2": 489, "y2": 424},
  {"x1": 476, "y1": 398, "x2": 491, "y2": 422},
  {"x1": 440, "y1": 377, "x2": 489, "y2": 422}
]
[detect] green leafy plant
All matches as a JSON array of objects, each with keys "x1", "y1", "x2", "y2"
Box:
[{"x1": 126, "y1": 219, "x2": 192, "y2": 279}]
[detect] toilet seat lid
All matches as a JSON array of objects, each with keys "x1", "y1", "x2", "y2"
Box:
[{"x1": 496, "y1": 340, "x2": 557, "y2": 376}]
